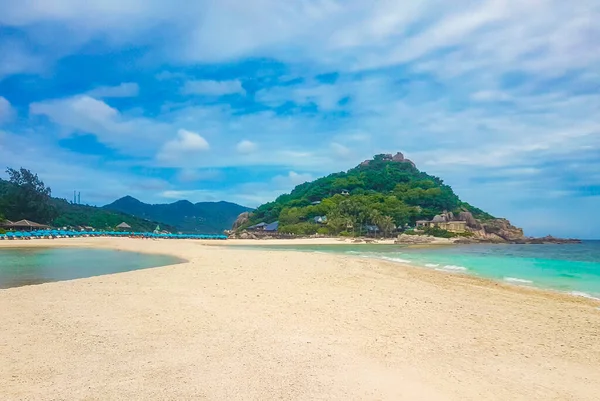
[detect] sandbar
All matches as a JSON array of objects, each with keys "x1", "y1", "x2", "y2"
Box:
[{"x1": 1, "y1": 238, "x2": 599, "y2": 400}]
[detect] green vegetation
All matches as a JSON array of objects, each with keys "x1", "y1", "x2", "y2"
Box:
[
  {"x1": 52, "y1": 199, "x2": 176, "y2": 232},
  {"x1": 1, "y1": 168, "x2": 175, "y2": 232},
  {"x1": 243, "y1": 154, "x2": 494, "y2": 237},
  {"x1": 0, "y1": 168, "x2": 58, "y2": 224},
  {"x1": 104, "y1": 196, "x2": 252, "y2": 234}
]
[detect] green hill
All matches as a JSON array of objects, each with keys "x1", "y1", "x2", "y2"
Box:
[
  {"x1": 104, "y1": 196, "x2": 252, "y2": 234},
  {"x1": 52, "y1": 199, "x2": 177, "y2": 232},
  {"x1": 0, "y1": 177, "x2": 175, "y2": 232},
  {"x1": 242, "y1": 153, "x2": 494, "y2": 236}
]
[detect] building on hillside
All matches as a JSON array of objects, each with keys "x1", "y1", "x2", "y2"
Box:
[
  {"x1": 313, "y1": 216, "x2": 327, "y2": 224},
  {"x1": 3, "y1": 219, "x2": 50, "y2": 231},
  {"x1": 416, "y1": 214, "x2": 467, "y2": 233},
  {"x1": 341, "y1": 189, "x2": 350, "y2": 196},
  {"x1": 365, "y1": 224, "x2": 380, "y2": 236},
  {"x1": 361, "y1": 152, "x2": 416, "y2": 168},
  {"x1": 248, "y1": 222, "x2": 267, "y2": 231},
  {"x1": 264, "y1": 221, "x2": 279, "y2": 232}
]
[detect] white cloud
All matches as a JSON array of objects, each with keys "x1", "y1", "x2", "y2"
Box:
[
  {"x1": 157, "y1": 129, "x2": 210, "y2": 162},
  {"x1": 256, "y1": 81, "x2": 345, "y2": 110},
  {"x1": 0, "y1": 96, "x2": 14, "y2": 123},
  {"x1": 30, "y1": 95, "x2": 119, "y2": 131},
  {"x1": 330, "y1": 142, "x2": 351, "y2": 157},
  {"x1": 87, "y1": 82, "x2": 139, "y2": 98},
  {"x1": 181, "y1": 80, "x2": 245, "y2": 96},
  {"x1": 29, "y1": 95, "x2": 172, "y2": 155},
  {"x1": 236, "y1": 140, "x2": 257, "y2": 154},
  {"x1": 160, "y1": 170, "x2": 314, "y2": 207},
  {"x1": 272, "y1": 171, "x2": 313, "y2": 187},
  {"x1": 2, "y1": 0, "x2": 597, "y2": 81},
  {"x1": 177, "y1": 168, "x2": 222, "y2": 182}
]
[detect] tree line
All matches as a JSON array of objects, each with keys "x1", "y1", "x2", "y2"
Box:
[{"x1": 0, "y1": 168, "x2": 174, "y2": 232}]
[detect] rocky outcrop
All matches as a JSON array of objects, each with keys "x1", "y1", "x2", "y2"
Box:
[
  {"x1": 395, "y1": 234, "x2": 436, "y2": 244},
  {"x1": 464, "y1": 218, "x2": 581, "y2": 244},
  {"x1": 232, "y1": 212, "x2": 251, "y2": 230},
  {"x1": 516, "y1": 235, "x2": 581, "y2": 244},
  {"x1": 466, "y1": 218, "x2": 524, "y2": 242}
]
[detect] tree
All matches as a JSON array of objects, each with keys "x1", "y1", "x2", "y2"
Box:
[
  {"x1": 3, "y1": 168, "x2": 58, "y2": 224},
  {"x1": 378, "y1": 215, "x2": 395, "y2": 238}
]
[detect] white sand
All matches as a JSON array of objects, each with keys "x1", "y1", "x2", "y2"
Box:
[{"x1": 1, "y1": 238, "x2": 599, "y2": 400}]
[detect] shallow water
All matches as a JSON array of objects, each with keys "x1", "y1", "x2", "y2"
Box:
[
  {"x1": 249, "y1": 241, "x2": 600, "y2": 299},
  {"x1": 0, "y1": 248, "x2": 183, "y2": 289}
]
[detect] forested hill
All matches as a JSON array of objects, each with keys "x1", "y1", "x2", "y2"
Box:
[
  {"x1": 104, "y1": 196, "x2": 252, "y2": 234},
  {"x1": 0, "y1": 175, "x2": 175, "y2": 233},
  {"x1": 244, "y1": 153, "x2": 495, "y2": 235}
]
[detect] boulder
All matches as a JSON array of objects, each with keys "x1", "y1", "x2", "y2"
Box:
[
  {"x1": 395, "y1": 234, "x2": 436, "y2": 244},
  {"x1": 458, "y1": 211, "x2": 479, "y2": 228},
  {"x1": 232, "y1": 212, "x2": 251, "y2": 230}
]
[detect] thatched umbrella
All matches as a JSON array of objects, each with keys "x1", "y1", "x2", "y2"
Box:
[{"x1": 116, "y1": 222, "x2": 132, "y2": 231}]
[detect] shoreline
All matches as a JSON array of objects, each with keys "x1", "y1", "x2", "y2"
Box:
[
  {"x1": 2, "y1": 237, "x2": 599, "y2": 305},
  {"x1": 1, "y1": 238, "x2": 600, "y2": 400}
]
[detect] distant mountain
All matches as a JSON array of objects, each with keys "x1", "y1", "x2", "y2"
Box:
[{"x1": 104, "y1": 196, "x2": 252, "y2": 234}]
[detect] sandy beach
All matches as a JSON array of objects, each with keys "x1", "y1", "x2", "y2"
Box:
[{"x1": 1, "y1": 238, "x2": 599, "y2": 400}]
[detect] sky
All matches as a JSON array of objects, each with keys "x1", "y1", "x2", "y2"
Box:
[{"x1": 0, "y1": 0, "x2": 599, "y2": 238}]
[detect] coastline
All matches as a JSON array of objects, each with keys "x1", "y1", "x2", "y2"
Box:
[{"x1": 1, "y1": 238, "x2": 599, "y2": 400}]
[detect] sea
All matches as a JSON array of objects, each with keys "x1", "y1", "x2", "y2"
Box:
[
  {"x1": 250, "y1": 241, "x2": 600, "y2": 300},
  {"x1": 0, "y1": 248, "x2": 183, "y2": 289}
]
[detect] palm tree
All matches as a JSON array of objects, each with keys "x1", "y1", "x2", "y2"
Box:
[{"x1": 378, "y1": 215, "x2": 396, "y2": 238}]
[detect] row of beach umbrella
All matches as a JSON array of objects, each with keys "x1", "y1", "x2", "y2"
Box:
[{"x1": 0, "y1": 230, "x2": 227, "y2": 240}]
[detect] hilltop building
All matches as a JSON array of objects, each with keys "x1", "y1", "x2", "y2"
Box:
[{"x1": 360, "y1": 152, "x2": 416, "y2": 168}]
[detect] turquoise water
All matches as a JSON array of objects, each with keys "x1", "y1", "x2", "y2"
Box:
[
  {"x1": 251, "y1": 242, "x2": 600, "y2": 299},
  {"x1": 0, "y1": 248, "x2": 183, "y2": 289}
]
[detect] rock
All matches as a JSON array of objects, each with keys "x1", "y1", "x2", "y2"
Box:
[
  {"x1": 458, "y1": 211, "x2": 479, "y2": 228},
  {"x1": 232, "y1": 212, "x2": 251, "y2": 230},
  {"x1": 466, "y1": 218, "x2": 524, "y2": 242},
  {"x1": 392, "y1": 152, "x2": 405, "y2": 162},
  {"x1": 395, "y1": 234, "x2": 435, "y2": 244}
]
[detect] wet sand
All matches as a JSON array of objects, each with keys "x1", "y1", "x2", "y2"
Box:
[{"x1": 1, "y1": 238, "x2": 599, "y2": 400}]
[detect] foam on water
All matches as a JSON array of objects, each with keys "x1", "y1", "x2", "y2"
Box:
[
  {"x1": 569, "y1": 291, "x2": 600, "y2": 301},
  {"x1": 504, "y1": 277, "x2": 534, "y2": 284},
  {"x1": 425, "y1": 263, "x2": 440, "y2": 268},
  {"x1": 438, "y1": 265, "x2": 468, "y2": 272},
  {"x1": 379, "y1": 256, "x2": 412, "y2": 264}
]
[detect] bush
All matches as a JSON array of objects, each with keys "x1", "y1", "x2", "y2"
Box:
[
  {"x1": 317, "y1": 227, "x2": 331, "y2": 235},
  {"x1": 423, "y1": 226, "x2": 456, "y2": 238},
  {"x1": 0, "y1": 228, "x2": 6, "y2": 234},
  {"x1": 278, "y1": 222, "x2": 319, "y2": 235}
]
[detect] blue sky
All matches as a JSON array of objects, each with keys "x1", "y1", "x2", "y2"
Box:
[{"x1": 0, "y1": 1, "x2": 599, "y2": 238}]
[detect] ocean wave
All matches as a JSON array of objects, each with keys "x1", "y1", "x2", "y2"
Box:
[
  {"x1": 569, "y1": 291, "x2": 600, "y2": 301},
  {"x1": 441, "y1": 265, "x2": 468, "y2": 271},
  {"x1": 503, "y1": 277, "x2": 533, "y2": 284},
  {"x1": 379, "y1": 256, "x2": 412, "y2": 264},
  {"x1": 424, "y1": 263, "x2": 440, "y2": 268},
  {"x1": 436, "y1": 265, "x2": 468, "y2": 272}
]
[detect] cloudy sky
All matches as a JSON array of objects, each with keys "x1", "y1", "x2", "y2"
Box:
[{"x1": 0, "y1": 0, "x2": 599, "y2": 238}]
